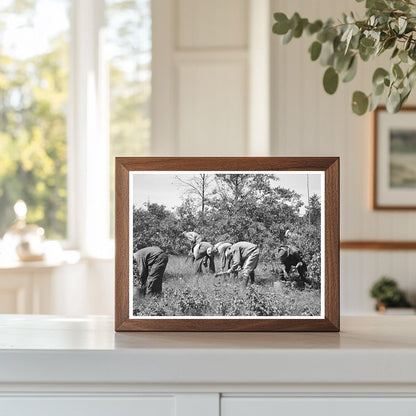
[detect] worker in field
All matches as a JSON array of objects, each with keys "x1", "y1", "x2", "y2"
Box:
[
  {"x1": 275, "y1": 245, "x2": 307, "y2": 289},
  {"x1": 221, "y1": 241, "x2": 259, "y2": 286},
  {"x1": 284, "y1": 228, "x2": 301, "y2": 245},
  {"x1": 182, "y1": 230, "x2": 202, "y2": 246},
  {"x1": 182, "y1": 230, "x2": 202, "y2": 261},
  {"x1": 194, "y1": 241, "x2": 216, "y2": 274},
  {"x1": 133, "y1": 246, "x2": 169, "y2": 297},
  {"x1": 213, "y1": 241, "x2": 232, "y2": 271}
]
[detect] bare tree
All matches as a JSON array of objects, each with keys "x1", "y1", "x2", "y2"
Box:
[{"x1": 175, "y1": 174, "x2": 213, "y2": 225}]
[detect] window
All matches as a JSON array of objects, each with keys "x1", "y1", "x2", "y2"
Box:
[
  {"x1": 106, "y1": 0, "x2": 151, "y2": 237},
  {"x1": 0, "y1": 0, "x2": 70, "y2": 239},
  {"x1": 0, "y1": 0, "x2": 151, "y2": 251}
]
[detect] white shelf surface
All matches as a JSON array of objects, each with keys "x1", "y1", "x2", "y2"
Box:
[{"x1": 0, "y1": 315, "x2": 415, "y2": 387}]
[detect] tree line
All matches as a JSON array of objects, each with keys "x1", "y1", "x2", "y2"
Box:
[{"x1": 132, "y1": 174, "x2": 321, "y2": 276}]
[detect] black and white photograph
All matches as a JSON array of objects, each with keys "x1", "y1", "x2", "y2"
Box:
[{"x1": 129, "y1": 171, "x2": 324, "y2": 319}]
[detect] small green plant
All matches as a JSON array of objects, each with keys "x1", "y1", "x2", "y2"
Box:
[
  {"x1": 272, "y1": 0, "x2": 416, "y2": 115},
  {"x1": 369, "y1": 276, "x2": 411, "y2": 308}
]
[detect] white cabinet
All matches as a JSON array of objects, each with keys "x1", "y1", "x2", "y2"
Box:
[
  {"x1": 1, "y1": 397, "x2": 175, "y2": 416},
  {"x1": 0, "y1": 254, "x2": 114, "y2": 315},
  {"x1": 0, "y1": 261, "x2": 84, "y2": 314},
  {"x1": 222, "y1": 398, "x2": 416, "y2": 416},
  {"x1": 1, "y1": 316, "x2": 416, "y2": 416}
]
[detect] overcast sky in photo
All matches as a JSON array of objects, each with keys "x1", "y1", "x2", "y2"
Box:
[{"x1": 132, "y1": 172, "x2": 322, "y2": 213}]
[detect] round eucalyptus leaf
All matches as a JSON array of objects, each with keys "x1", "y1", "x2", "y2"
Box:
[
  {"x1": 369, "y1": 92, "x2": 383, "y2": 112},
  {"x1": 317, "y1": 29, "x2": 328, "y2": 43},
  {"x1": 320, "y1": 40, "x2": 335, "y2": 66},
  {"x1": 352, "y1": 91, "x2": 369, "y2": 115},
  {"x1": 372, "y1": 68, "x2": 389, "y2": 86},
  {"x1": 342, "y1": 56, "x2": 357, "y2": 83},
  {"x1": 307, "y1": 20, "x2": 323, "y2": 35},
  {"x1": 393, "y1": 0, "x2": 409, "y2": 11},
  {"x1": 373, "y1": 82, "x2": 385, "y2": 96},
  {"x1": 393, "y1": 63, "x2": 404, "y2": 79},
  {"x1": 360, "y1": 37, "x2": 375, "y2": 48},
  {"x1": 282, "y1": 29, "x2": 293, "y2": 44},
  {"x1": 367, "y1": 0, "x2": 388, "y2": 11},
  {"x1": 387, "y1": 88, "x2": 401, "y2": 113},
  {"x1": 293, "y1": 18, "x2": 308, "y2": 38},
  {"x1": 400, "y1": 88, "x2": 411, "y2": 107},
  {"x1": 383, "y1": 37, "x2": 396, "y2": 50},
  {"x1": 290, "y1": 12, "x2": 301, "y2": 30},
  {"x1": 359, "y1": 44, "x2": 375, "y2": 62},
  {"x1": 391, "y1": 47, "x2": 399, "y2": 59},
  {"x1": 273, "y1": 13, "x2": 290, "y2": 34},
  {"x1": 399, "y1": 50, "x2": 408, "y2": 63},
  {"x1": 323, "y1": 67, "x2": 339, "y2": 95},
  {"x1": 334, "y1": 53, "x2": 349, "y2": 72},
  {"x1": 309, "y1": 41, "x2": 322, "y2": 61}
]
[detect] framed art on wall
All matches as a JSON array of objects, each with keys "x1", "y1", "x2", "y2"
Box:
[
  {"x1": 374, "y1": 106, "x2": 416, "y2": 210},
  {"x1": 115, "y1": 157, "x2": 339, "y2": 331}
]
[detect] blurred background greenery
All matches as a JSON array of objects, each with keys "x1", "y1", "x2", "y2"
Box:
[{"x1": 0, "y1": 0, "x2": 151, "y2": 239}]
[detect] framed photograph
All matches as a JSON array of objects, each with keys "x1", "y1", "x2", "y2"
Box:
[
  {"x1": 115, "y1": 157, "x2": 339, "y2": 332},
  {"x1": 374, "y1": 106, "x2": 416, "y2": 209}
]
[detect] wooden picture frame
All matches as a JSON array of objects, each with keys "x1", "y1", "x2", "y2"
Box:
[
  {"x1": 115, "y1": 157, "x2": 339, "y2": 332},
  {"x1": 373, "y1": 106, "x2": 416, "y2": 210}
]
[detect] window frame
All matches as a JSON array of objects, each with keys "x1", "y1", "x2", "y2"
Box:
[{"x1": 67, "y1": 0, "x2": 111, "y2": 257}]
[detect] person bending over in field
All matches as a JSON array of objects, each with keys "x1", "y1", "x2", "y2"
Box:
[
  {"x1": 213, "y1": 241, "x2": 232, "y2": 271},
  {"x1": 182, "y1": 230, "x2": 202, "y2": 246},
  {"x1": 133, "y1": 246, "x2": 169, "y2": 297},
  {"x1": 193, "y1": 242, "x2": 216, "y2": 274},
  {"x1": 222, "y1": 241, "x2": 259, "y2": 286},
  {"x1": 182, "y1": 230, "x2": 202, "y2": 261},
  {"x1": 275, "y1": 245, "x2": 307, "y2": 289}
]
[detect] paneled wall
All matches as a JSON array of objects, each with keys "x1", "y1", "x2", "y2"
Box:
[
  {"x1": 271, "y1": 0, "x2": 416, "y2": 313},
  {"x1": 152, "y1": 0, "x2": 250, "y2": 156}
]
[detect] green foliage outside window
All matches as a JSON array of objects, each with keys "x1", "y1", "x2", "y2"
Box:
[
  {"x1": 0, "y1": 0, "x2": 151, "y2": 240},
  {"x1": 107, "y1": 0, "x2": 151, "y2": 237},
  {"x1": 0, "y1": 0, "x2": 69, "y2": 238}
]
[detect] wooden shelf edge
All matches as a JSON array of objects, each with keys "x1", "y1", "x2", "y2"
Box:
[{"x1": 341, "y1": 241, "x2": 416, "y2": 250}]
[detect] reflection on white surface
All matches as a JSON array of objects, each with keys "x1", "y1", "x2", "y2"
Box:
[{"x1": 0, "y1": 242, "x2": 80, "y2": 269}]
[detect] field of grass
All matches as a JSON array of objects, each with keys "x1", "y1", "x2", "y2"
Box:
[{"x1": 133, "y1": 255, "x2": 321, "y2": 317}]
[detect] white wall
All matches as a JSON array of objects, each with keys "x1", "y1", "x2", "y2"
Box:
[
  {"x1": 271, "y1": 0, "x2": 416, "y2": 313},
  {"x1": 152, "y1": 0, "x2": 251, "y2": 156}
]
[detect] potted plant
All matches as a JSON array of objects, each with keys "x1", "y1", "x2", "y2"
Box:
[
  {"x1": 369, "y1": 276, "x2": 413, "y2": 312},
  {"x1": 272, "y1": 0, "x2": 416, "y2": 115}
]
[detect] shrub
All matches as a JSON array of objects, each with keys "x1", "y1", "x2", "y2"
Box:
[{"x1": 370, "y1": 276, "x2": 411, "y2": 308}]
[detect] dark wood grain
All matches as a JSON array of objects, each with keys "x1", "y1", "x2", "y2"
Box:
[
  {"x1": 373, "y1": 106, "x2": 416, "y2": 210},
  {"x1": 325, "y1": 157, "x2": 340, "y2": 331},
  {"x1": 115, "y1": 157, "x2": 340, "y2": 332},
  {"x1": 341, "y1": 240, "x2": 416, "y2": 250},
  {"x1": 115, "y1": 159, "x2": 130, "y2": 330}
]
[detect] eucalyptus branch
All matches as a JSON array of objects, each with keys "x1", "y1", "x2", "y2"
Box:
[{"x1": 272, "y1": 0, "x2": 416, "y2": 115}]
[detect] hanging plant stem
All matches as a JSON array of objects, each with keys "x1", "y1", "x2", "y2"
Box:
[{"x1": 272, "y1": 0, "x2": 416, "y2": 115}]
